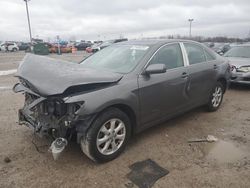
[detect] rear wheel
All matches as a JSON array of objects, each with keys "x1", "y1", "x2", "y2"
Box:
[
  {"x1": 80, "y1": 108, "x2": 131, "y2": 162},
  {"x1": 207, "y1": 82, "x2": 224, "y2": 111},
  {"x1": 12, "y1": 48, "x2": 17, "y2": 52}
]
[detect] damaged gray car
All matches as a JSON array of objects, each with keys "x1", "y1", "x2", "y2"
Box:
[{"x1": 14, "y1": 40, "x2": 231, "y2": 162}]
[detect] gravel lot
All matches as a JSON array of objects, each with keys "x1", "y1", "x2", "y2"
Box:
[{"x1": 0, "y1": 51, "x2": 250, "y2": 188}]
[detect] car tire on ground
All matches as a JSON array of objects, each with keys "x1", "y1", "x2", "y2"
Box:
[
  {"x1": 12, "y1": 48, "x2": 17, "y2": 52},
  {"x1": 80, "y1": 107, "x2": 131, "y2": 163},
  {"x1": 207, "y1": 81, "x2": 224, "y2": 112}
]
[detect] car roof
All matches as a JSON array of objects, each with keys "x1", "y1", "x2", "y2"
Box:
[{"x1": 117, "y1": 39, "x2": 198, "y2": 47}]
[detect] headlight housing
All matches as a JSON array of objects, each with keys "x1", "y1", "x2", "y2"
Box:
[{"x1": 237, "y1": 66, "x2": 250, "y2": 73}]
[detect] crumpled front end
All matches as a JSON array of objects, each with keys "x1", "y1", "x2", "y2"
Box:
[
  {"x1": 14, "y1": 82, "x2": 87, "y2": 141},
  {"x1": 13, "y1": 54, "x2": 122, "y2": 142}
]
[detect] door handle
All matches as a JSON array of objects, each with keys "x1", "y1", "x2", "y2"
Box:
[
  {"x1": 214, "y1": 64, "x2": 218, "y2": 69},
  {"x1": 181, "y1": 72, "x2": 188, "y2": 78}
]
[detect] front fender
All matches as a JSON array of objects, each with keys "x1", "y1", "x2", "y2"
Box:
[{"x1": 64, "y1": 80, "x2": 139, "y2": 119}]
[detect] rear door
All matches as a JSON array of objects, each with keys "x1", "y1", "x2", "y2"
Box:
[
  {"x1": 138, "y1": 43, "x2": 189, "y2": 127},
  {"x1": 182, "y1": 42, "x2": 217, "y2": 106}
]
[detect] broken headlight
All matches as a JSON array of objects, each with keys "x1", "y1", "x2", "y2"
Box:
[
  {"x1": 68, "y1": 101, "x2": 85, "y2": 116},
  {"x1": 43, "y1": 99, "x2": 67, "y2": 117}
]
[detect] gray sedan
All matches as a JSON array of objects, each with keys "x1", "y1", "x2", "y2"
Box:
[
  {"x1": 224, "y1": 44, "x2": 250, "y2": 84},
  {"x1": 14, "y1": 40, "x2": 230, "y2": 162}
]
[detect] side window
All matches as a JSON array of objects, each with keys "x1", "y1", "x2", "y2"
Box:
[
  {"x1": 204, "y1": 49, "x2": 216, "y2": 61},
  {"x1": 150, "y1": 43, "x2": 184, "y2": 69},
  {"x1": 184, "y1": 43, "x2": 206, "y2": 65}
]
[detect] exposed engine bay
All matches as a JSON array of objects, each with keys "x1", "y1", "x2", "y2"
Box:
[{"x1": 18, "y1": 91, "x2": 82, "y2": 139}]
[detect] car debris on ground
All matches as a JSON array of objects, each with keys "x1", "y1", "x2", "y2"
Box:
[
  {"x1": 188, "y1": 135, "x2": 218, "y2": 143},
  {"x1": 126, "y1": 159, "x2": 169, "y2": 188},
  {"x1": 49, "y1": 137, "x2": 68, "y2": 160}
]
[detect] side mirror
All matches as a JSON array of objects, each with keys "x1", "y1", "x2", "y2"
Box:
[{"x1": 144, "y1": 64, "x2": 167, "y2": 75}]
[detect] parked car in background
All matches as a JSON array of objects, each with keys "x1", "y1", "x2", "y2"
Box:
[
  {"x1": 224, "y1": 44, "x2": 250, "y2": 84},
  {"x1": 60, "y1": 46, "x2": 72, "y2": 53},
  {"x1": 94, "y1": 40, "x2": 103, "y2": 44},
  {"x1": 0, "y1": 42, "x2": 19, "y2": 52},
  {"x1": 91, "y1": 38, "x2": 128, "y2": 52},
  {"x1": 211, "y1": 43, "x2": 231, "y2": 55},
  {"x1": 48, "y1": 43, "x2": 72, "y2": 53},
  {"x1": 75, "y1": 42, "x2": 92, "y2": 50},
  {"x1": 85, "y1": 46, "x2": 93, "y2": 53},
  {"x1": 203, "y1": 42, "x2": 214, "y2": 48},
  {"x1": 14, "y1": 40, "x2": 230, "y2": 162},
  {"x1": 86, "y1": 42, "x2": 103, "y2": 53},
  {"x1": 18, "y1": 42, "x2": 30, "y2": 51}
]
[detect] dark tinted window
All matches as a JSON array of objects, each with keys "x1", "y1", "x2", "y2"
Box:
[
  {"x1": 204, "y1": 49, "x2": 216, "y2": 61},
  {"x1": 150, "y1": 43, "x2": 184, "y2": 69},
  {"x1": 184, "y1": 43, "x2": 206, "y2": 65}
]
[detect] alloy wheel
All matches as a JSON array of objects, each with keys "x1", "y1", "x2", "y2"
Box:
[
  {"x1": 96, "y1": 118, "x2": 126, "y2": 155},
  {"x1": 211, "y1": 86, "x2": 222, "y2": 108}
]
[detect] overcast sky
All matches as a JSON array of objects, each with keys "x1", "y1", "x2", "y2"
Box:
[{"x1": 0, "y1": 0, "x2": 250, "y2": 42}]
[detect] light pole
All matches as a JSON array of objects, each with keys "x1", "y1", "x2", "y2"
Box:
[
  {"x1": 23, "y1": 0, "x2": 32, "y2": 44},
  {"x1": 188, "y1": 19, "x2": 194, "y2": 38},
  {"x1": 56, "y1": 35, "x2": 61, "y2": 55}
]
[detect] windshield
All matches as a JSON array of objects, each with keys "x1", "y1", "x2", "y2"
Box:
[
  {"x1": 80, "y1": 45, "x2": 149, "y2": 73},
  {"x1": 224, "y1": 46, "x2": 250, "y2": 58}
]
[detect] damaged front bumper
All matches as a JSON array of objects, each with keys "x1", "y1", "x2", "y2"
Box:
[
  {"x1": 13, "y1": 83, "x2": 94, "y2": 142},
  {"x1": 230, "y1": 71, "x2": 250, "y2": 85}
]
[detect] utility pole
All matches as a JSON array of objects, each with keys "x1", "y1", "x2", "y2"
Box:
[
  {"x1": 24, "y1": 0, "x2": 32, "y2": 44},
  {"x1": 56, "y1": 35, "x2": 61, "y2": 55},
  {"x1": 188, "y1": 19, "x2": 194, "y2": 38}
]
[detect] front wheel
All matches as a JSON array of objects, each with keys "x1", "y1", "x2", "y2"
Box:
[
  {"x1": 80, "y1": 108, "x2": 131, "y2": 162},
  {"x1": 207, "y1": 82, "x2": 224, "y2": 111}
]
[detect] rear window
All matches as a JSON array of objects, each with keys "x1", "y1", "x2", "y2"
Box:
[
  {"x1": 184, "y1": 43, "x2": 206, "y2": 65},
  {"x1": 204, "y1": 49, "x2": 216, "y2": 61}
]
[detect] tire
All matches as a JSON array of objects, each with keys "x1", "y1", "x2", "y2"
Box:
[
  {"x1": 80, "y1": 107, "x2": 131, "y2": 163},
  {"x1": 12, "y1": 48, "x2": 17, "y2": 52},
  {"x1": 207, "y1": 82, "x2": 224, "y2": 112}
]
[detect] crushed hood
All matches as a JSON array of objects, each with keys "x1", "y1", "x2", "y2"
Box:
[
  {"x1": 226, "y1": 57, "x2": 250, "y2": 68},
  {"x1": 16, "y1": 54, "x2": 123, "y2": 96}
]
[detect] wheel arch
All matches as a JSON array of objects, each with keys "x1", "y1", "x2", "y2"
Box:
[
  {"x1": 76, "y1": 102, "x2": 138, "y2": 143},
  {"x1": 109, "y1": 104, "x2": 137, "y2": 135},
  {"x1": 217, "y1": 77, "x2": 227, "y2": 93}
]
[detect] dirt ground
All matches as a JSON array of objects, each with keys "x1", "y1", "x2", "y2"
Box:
[{"x1": 0, "y1": 51, "x2": 249, "y2": 188}]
